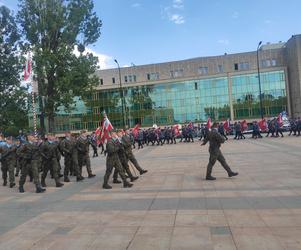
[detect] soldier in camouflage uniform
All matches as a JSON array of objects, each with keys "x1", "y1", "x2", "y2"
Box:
[
  {"x1": 102, "y1": 131, "x2": 133, "y2": 189},
  {"x1": 17, "y1": 135, "x2": 46, "y2": 193},
  {"x1": 122, "y1": 130, "x2": 147, "y2": 175},
  {"x1": 40, "y1": 134, "x2": 64, "y2": 188},
  {"x1": 112, "y1": 130, "x2": 139, "y2": 183},
  {"x1": 59, "y1": 132, "x2": 84, "y2": 182},
  {"x1": 201, "y1": 122, "x2": 238, "y2": 180},
  {"x1": 0, "y1": 137, "x2": 17, "y2": 188},
  {"x1": 77, "y1": 130, "x2": 96, "y2": 178}
]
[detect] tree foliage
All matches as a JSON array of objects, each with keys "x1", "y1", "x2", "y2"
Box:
[
  {"x1": 0, "y1": 6, "x2": 28, "y2": 136},
  {"x1": 17, "y1": 0, "x2": 102, "y2": 132}
]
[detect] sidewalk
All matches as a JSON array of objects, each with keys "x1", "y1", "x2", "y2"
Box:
[{"x1": 0, "y1": 136, "x2": 301, "y2": 249}]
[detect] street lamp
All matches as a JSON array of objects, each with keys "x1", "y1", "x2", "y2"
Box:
[
  {"x1": 256, "y1": 41, "x2": 264, "y2": 119},
  {"x1": 114, "y1": 59, "x2": 126, "y2": 128}
]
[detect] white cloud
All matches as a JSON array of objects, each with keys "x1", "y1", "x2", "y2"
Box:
[
  {"x1": 170, "y1": 14, "x2": 185, "y2": 24},
  {"x1": 218, "y1": 39, "x2": 230, "y2": 45},
  {"x1": 173, "y1": 0, "x2": 184, "y2": 9},
  {"x1": 131, "y1": 3, "x2": 141, "y2": 8},
  {"x1": 232, "y1": 11, "x2": 239, "y2": 19},
  {"x1": 73, "y1": 46, "x2": 115, "y2": 70}
]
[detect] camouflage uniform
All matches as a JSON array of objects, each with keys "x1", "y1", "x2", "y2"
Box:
[
  {"x1": 103, "y1": 138, "x2": 131, "y2": 189},
  {"x1": 17, "y1": 142, "x2": 45, "y2": 192},
  {"x1": 77, "y1": 136, "x2": 94, "y2": 177},
  {"x1": 122, "y1": 134, "x2": 147, "y2": 174},
  {"x1": 202, "y1": 129, "x2": 237, "y2": 179},
  {"x1": 1, "y1": 143, "x2": 17, "y2": 187},
  {"x1": 113, "y1": 139, "x2": 138, "y2": 182},
  {"x1": 40, "y1": 140, "x2": 63, "y2": 187}
]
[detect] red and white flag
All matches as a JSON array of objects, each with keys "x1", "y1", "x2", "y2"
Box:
[
  {"x1": 223, "y1": 119, "x2": 231, "y2": 132},
  {"x1": 99, "y1": 112, "x2": 113, "y2": 143},
  {"x1": 173, "y1": 124, "x2": 180, "y2": 136},
  {"x1": 24, "y1": 53, "x2": 32, "y2": 81},
  {"x1": 206, "y1": 117, "x2": 212, "y2": 129}
]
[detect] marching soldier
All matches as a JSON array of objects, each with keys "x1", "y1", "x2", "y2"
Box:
[
  {"x1": 102, "y1": 131, "x2": 133, "y2": 189},
  {"x1": 59, "y1": 132, "x2": 84, "y2": 182},
  {"x1": 17, "y1": 134, "x2": 46, "y2": 193},
  {"x1": 122, "y1": 130, "x2": 147, "y2": 175},
  {"x1": 77, "y1": 130, "x2": 96, "y2": 178},
  {"x1": 40, "y1": 134, "x2": 64, "y2": 188},
  {"x1": 0, "y1": 137, "x2": 17, "y2": 188},
  {"x1": 112, "y1": 130, "x2": 139, "y2": 183},
  {"x1": 201, "y1": 122, "x2": 238, "y2": 180}
]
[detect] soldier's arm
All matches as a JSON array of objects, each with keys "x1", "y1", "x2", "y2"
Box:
[
  {"x1": 215, "y1": 133, "x2": 225, "y2": 144},
  {"x1": 39, "y1": 144, "x2": 50, "y2": 160},
  {"x1": 106, "y1": 141, "x2": 117, "y2": 154}
]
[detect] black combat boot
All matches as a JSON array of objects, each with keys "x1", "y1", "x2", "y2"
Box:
[
  {"x1": 9, "y1": 183, "x2": 16, "y2": 188},
  {"x1": 88, "y1": 174, "x2": 96, "y2": 178},
  {"x1": 206, "y1": 175, "x2": 216, "y2": 181},
  {"x1": 19, "y1": 186, "x2": 25, "y2": 193},
  {"x1": 36, "y1": 185, "x2": 46, "y2": 193},
  {"x1": 130, "y1": 176, "x2": 139, "y2": 182},
  {"x1": 139, "y1": 169, "x2": 148, "y2": 175},
  {"x1": 56, "y1": 182, "x2": 64, "y2": 187},
  {"x1": 64, "y1": 176, "x2": 70, "y2": 182},
  {"x1": 123, "y1": 182, "x2": 133, "y2": 188},
  {"x1": 102, "y1": 183, "x2": 112, "y2": 189},
  {"x1": 3, "y1": 179, "x2": 7, "y2": 186},
  {"x1": 76, "y1": 176, "x2": 84, "y2": 182},
  {"x1": 228, "y1": 172, "x2": 239, "y2": 177},
  {"x1": 41, "y1": 178, "x2": 47, "y2": 187},
  {"x1": 113, "y1": 179, "x2": 122, "y2": 184}
]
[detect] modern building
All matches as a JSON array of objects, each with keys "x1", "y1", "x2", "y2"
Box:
[{"x1": 29, "y1": 34, "x2": 301, "y2": 132}]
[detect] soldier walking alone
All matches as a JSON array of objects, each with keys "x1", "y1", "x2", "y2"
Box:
[{"x1": 201, "y1": 122, "x2": 238, "y2": 180}]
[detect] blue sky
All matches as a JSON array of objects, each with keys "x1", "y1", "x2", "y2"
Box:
[{"x1": 1, "y1": 0, "x2": 301, "y2": 69}]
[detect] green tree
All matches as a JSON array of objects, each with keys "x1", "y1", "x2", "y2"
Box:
[
  {"x1": 17, "y1": 0, "x2": 102, "y2": 132},
  {"x1": 0, "y1": 6, "x2": 28, "y2": 136}
]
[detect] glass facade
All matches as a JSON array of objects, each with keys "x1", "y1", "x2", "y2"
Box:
[{"x1": 29, "y1": 70, "x2": 287, "y2": 132}]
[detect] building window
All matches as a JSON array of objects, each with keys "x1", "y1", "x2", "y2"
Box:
[
  {"x1": 170, "y1": 69, "x2": 183, "y2": 78},
  {"x1": 218, "y1": 65, "x2": 224, "y2": 73},
  {"x1": 100, "y1": 79, "x2": 103, "y2": 85},
  {"x1": 198, "y1": 66, "x2": 208, "y2": 75},
  {"x1": 235, "y1": 62, "x2": 249, "y2": 71},
  {"x1": 112, "y1": 77, "x2": 115, "y2": 84},
  {"x1": 124, "y1": 74, "x2": 136, "y2": 83},
  {"x1": 262, "y1": 59, "x2": 277, "y2": 68},
  {"x1": 147, "y1": 72, "x2": 159, "y2": 81}
]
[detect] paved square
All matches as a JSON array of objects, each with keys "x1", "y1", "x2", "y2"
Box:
[{"x1": 0, "y1": 135, "x2": 301, "y2": 249}]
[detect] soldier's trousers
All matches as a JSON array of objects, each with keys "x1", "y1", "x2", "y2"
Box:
[
  {"x1": 63, "y1": 154, "x2": 72, "y2": 177},
  {"x1": 41, "y1": 158, "x2": 60, "y2": 183},
  {"x1": 206, "y1": 149, "x2": 232, "y2": 177},
  {"x1": 71, "y1": 151, "x2": 81, "y2": 178},
  {"x1": 1, "y1": 161, "x2": 15, "y2": 184},
  {"x1": 78, "y1": 153, "x2": 92, "y2": 176},
  {"x1": 113, "y1": 158, "x2": 134, "y2": 180},
  {"x1": 126, "y1": 152, "x2": 143, "y2": 172},
  {"x1": 103, "y1": 159, "x2": 127, "y2": 185},
  {"x1": 19, "y1": 159, "x2": 41, "y2": 186}
]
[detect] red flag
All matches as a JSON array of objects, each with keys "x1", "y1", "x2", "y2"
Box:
[
  {"x1": 277, "y1": 113, "x2": 283, "y2": 127},
  {"x1": 258, "y1": 119, "x2": 267, "y2": 132},
  {"x1": 24, "y1": 53, "x2": 32, "y2": 81},
  {"x1": 95, "y1": 127, "x2": 102, "y2": 145},
  {"x1": 223, "y1": 119, "x2": 230, "y2": 132},
  {"x1": 132, "y1": 124, "x2": 140, "y2": 138},
  {"x1": 206, "y1": 117, "x2": 212, "y2": 129},
  {"x1": 100, "y1": 112, "x2": 113, "y2": 143},
  {"x1": 241, "y1": 120, "x2": 248, "y2": 131}
]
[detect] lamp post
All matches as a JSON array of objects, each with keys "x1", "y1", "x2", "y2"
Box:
[
  {"x1": 256, "y1": 41, "x2": 264, "y2": 119},
  {"x1": 114, "y1": 59, "x2": 126, "y2": 128}
]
